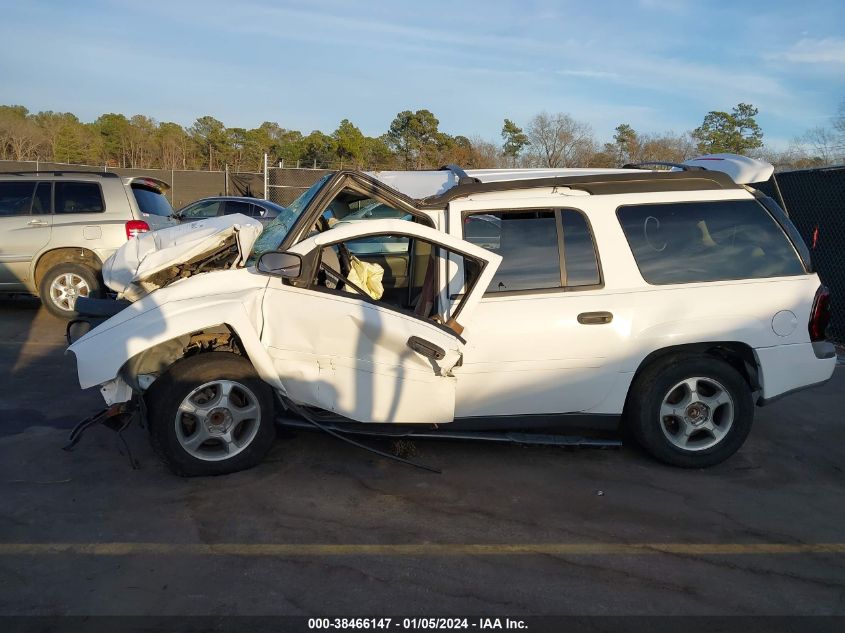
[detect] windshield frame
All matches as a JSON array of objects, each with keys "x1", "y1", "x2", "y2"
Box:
[
  {"x1": 250, "y1": 170, "x2": 436, "y2": 265},
  {"x1": 248, "y1": 173, "x2": 332, "y2": 264}
]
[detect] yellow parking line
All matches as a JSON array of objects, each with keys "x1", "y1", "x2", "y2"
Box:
[{"x1": 0, "y1": 543, "x2": 844, "y2": 556}]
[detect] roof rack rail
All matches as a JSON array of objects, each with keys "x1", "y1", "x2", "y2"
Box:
[
  {"x1": 418, "y1": 170, "x2": 740, "y2": 208},
  {"x1": 0, "y1": 170, "x2": 120, "y2": 178},
  {"x1": 439, "y1": 164, "x2": 480, "y2": 186},
  {"x1": 622, "y1": 161, "x2": 704, "y2": 171}
]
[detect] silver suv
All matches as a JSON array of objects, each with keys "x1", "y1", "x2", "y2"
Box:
[{"x1": 0, "y1": 171, "x2": 176, "y2": 317}]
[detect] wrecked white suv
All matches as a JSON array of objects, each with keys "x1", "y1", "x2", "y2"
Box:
[{"x1": 68, "y1": 155, "x2": 836, "y2": 476}]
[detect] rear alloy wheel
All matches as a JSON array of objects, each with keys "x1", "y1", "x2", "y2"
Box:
[
  {"x1": 39, "y1": 263, "x2": 101, "y2": 319},
  {"x1": 627, "y1": 355, "x2": 753, "y2": 468},
  {"x1": 146, "y1": 352, "x2": 276, "y2": 476},
  {"x1": 658, "y1": 376, "x2": 735, "y2": 452}
]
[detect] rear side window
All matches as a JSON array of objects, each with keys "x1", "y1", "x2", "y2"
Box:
[
  {"x1": 464, "y1": 210, "x2": 560, "y2": 292},
  {"x1": 463, "y1": 209, "x2": 602, "y2": 293},
  {"x1": 561, "y1": 210, "x2": 601, "y2": 287},
  {"x1": 224, "y1": 200, "x2": 254, "y2": 216},
  {"x1": 0, "y1": 182, "x2": 36, "y2": 216},
  {"x1": 132, "y1": 184, "x2": 173, "y2": 216},
  {"x1": 55, "y1": 182, "x2": 104, "y2": 214},
  {"x1": 617, "y1": 200, "x2": 806, "y2": 284}
]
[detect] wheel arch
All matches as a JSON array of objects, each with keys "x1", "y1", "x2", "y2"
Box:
[
  {"x1": 121, "y1": 324, "x2": 251, "y2": 391},
  {"x1": 69, "y1": 298, "x2": 284, "y2": 398},
  {"x1": 628, "y1": 341, "x2": 761, "y2": 403},
  {"x1": 33, "y1": 247, "x2": 104, "y2": 290}
]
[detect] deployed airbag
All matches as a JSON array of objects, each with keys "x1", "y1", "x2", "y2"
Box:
[{"x1": 347, "y1": 256, "x2": 385, "y2": 300}]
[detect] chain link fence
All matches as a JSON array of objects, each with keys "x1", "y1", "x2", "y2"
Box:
[
  {"x1": 265, "y1": 167, "x2": 332, "y2": 206},
  {"x1": 0, "y1": 160, "x2": 263, "y2": 210},
  {"x1": 757, "y1": 166, "x2": 845, "y2": 344}
]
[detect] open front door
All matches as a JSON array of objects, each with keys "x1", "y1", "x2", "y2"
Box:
[{"x1": 260, "y1": 219, "x2": 501, "y2": 424}]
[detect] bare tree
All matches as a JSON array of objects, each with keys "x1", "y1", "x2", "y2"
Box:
[
  {"x1": 0, "y1": 107, "x2": 41, "y2": 160},
  {"x1": 803, "y1": 126, "x2": 841, "y2": 165},
  {"x1": 526, "y1": 112, "x2": 594, "y2": 167},
  {"x1": 637, "y1": 131, "x2": 697, "y2": 164},
  {"x1": 834, "y1": 99, "x2": 845, "y2": 136},
  {"x1": 466, "y1": 136, "x2": 505, "y2": 168}
]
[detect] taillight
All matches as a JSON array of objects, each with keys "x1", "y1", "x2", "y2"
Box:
[
  {"x1": 125, "y1": 220, "x2": 150, "y2": 240},
  {"x1": 809, "y1": 285, "x2": 831, "y2": 342}
]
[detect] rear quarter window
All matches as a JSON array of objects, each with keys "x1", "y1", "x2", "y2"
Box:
[
  {"x1": 617, "y1": 199, "x2": 806, "y2": 284},
  {"x1": 55, "y1": 182, "x2": 104, "y2": 214},
  {"x1": 224, "y1": 200, "x2": 254, "y2": 216}
]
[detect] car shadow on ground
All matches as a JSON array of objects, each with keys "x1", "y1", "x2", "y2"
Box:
[{"x1": 0, "y1": 296, "x2": 104, "y2": 437}]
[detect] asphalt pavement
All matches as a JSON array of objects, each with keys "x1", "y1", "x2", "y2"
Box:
[{"x1": 1, "y1": 296, "x2": 844, "y2": 618}]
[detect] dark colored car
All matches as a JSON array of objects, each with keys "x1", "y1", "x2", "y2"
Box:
[{"x1": 175, "y1": 197, "x2": 284, "y2": 226}]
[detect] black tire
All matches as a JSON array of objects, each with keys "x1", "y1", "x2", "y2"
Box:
[
  {"x1": 626, "y1": 354, "x2": 754, "y2": 468},
  {"x1": 145, "y1": 352, "x2": 276, "y2": 477},
  {"x1": 39, "y1": 262, "x2": 101, "y2": 319}
]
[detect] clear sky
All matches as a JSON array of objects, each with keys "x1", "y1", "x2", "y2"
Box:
[{"x1": 1, "y1": 0, "x2": 843, "y2": 148}]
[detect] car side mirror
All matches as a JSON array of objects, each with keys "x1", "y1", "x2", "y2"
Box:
[{"x1": 257, "y1": 251, "x2": 301, "y2": 278}]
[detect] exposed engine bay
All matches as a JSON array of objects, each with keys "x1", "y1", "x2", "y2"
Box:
[{"x1": 102, "y1": 214, "x2": 264, "y2": 301}]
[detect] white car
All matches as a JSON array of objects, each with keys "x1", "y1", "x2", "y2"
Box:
[{"x1": 68, "y1": 155, "x2": 836, "y2": 476}]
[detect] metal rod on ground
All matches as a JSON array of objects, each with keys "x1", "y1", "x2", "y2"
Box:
[{"x1": 280, "y1": 399, "x2": 441, "y2": 474}]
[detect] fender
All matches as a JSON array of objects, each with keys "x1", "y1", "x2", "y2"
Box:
[
  {"x1": 620, "y1": 314, "x2": 770, "y2": 374},
  {"x1": 68, "y1": 270, "x2": 283, "y2": 397}
]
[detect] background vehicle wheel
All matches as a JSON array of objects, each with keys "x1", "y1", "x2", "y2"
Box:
[
  {"x1": 146, "y1": 352, "x2": 276, "y2": 477},
  {"x1": 626, "y1": 354, "x2": 754, "y2": 468},
  {"x1": 39, "y1": 263, "x2": 101, "y2": 318}
]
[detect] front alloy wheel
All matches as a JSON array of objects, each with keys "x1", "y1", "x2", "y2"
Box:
[
  {"x1": 175, "y1": 380, "x2": 263, "y2": 461},
  {"x1": 146, "y1": 352, "x2": 276, "y2": 477}
]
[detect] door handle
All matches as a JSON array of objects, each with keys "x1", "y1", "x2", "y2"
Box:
[
  {"x1": 577, "y1": 311, "x2": 613, "y2": 325},
  {"x1": 27, "y1": 219, "x2": 49, "y2": 226},
  {"x1": 407, "y1": 336, "x2": 446, "y2": 360}
]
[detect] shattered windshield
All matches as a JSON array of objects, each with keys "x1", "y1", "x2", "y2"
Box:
[{"x1": 248, "y1": 174, "x2": 331, "y2": 263}]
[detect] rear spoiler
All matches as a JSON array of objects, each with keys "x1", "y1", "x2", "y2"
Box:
[
  {"x1": 123, "y1": 176, "x2": 171, "y2": 192},
  {"x1": 681, "y1": 154, "x2": 774, "y2": 185}
]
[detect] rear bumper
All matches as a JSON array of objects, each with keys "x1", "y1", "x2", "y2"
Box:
[{"x1": 754, "y1": 342, "x2": 837, "y2": 405}]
